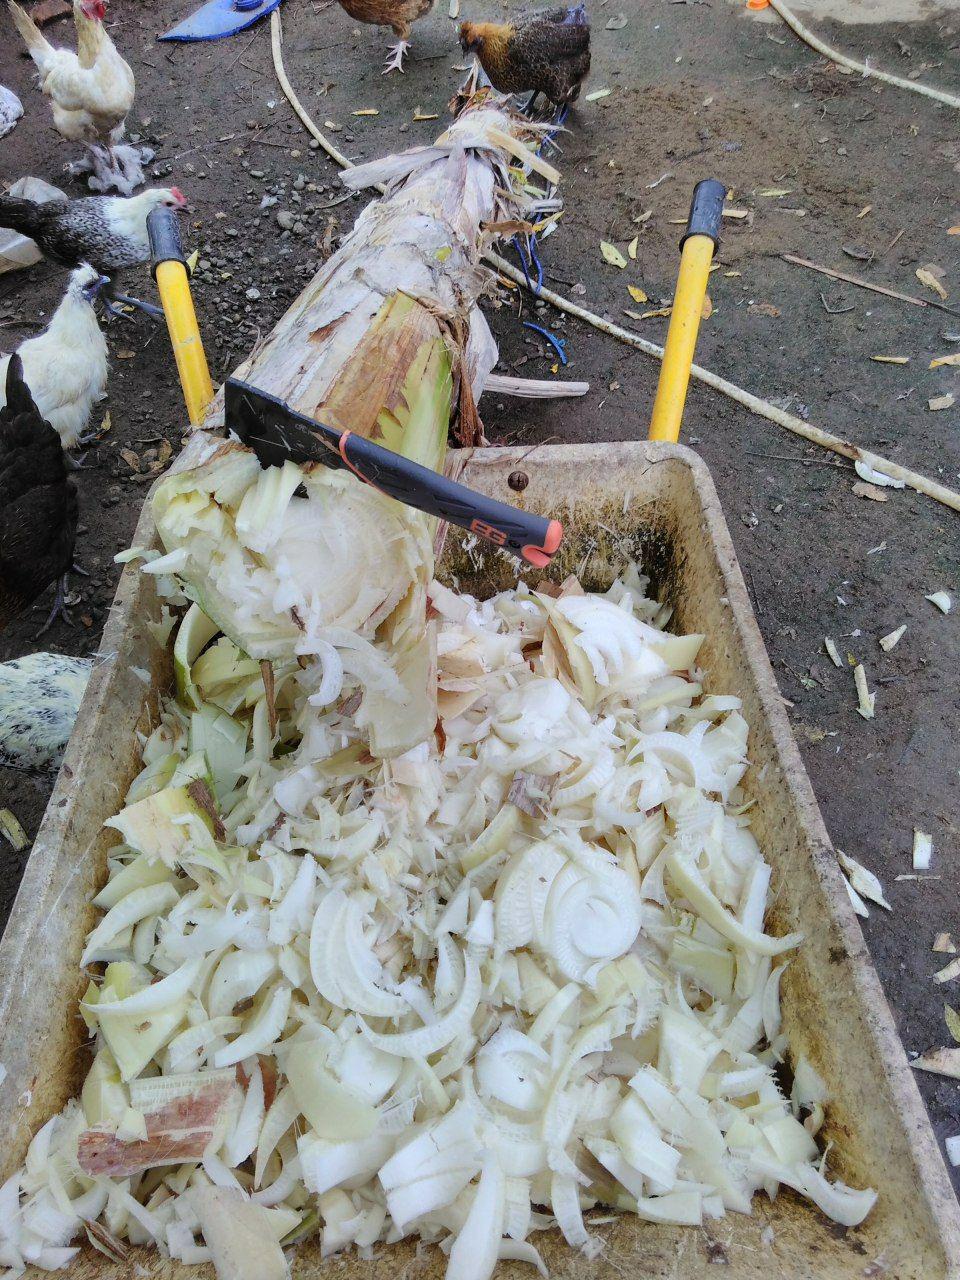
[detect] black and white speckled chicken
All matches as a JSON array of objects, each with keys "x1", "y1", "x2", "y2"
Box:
[
  {"x1": 0, "y1": 652, "x2": 93, "y2": 772},
  {"x1": 459, "y1": 4, "x2": 591, "y2": 109},
  {"x1": 0, "y1": 355, "x2": 79, "y2": 633},
  {"x1": 0, "y1": 186, "x2": 185, "y2": 317}
]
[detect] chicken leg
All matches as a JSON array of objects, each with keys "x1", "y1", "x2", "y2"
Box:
[
  {"x1": 67, "y1": 137, "x2": 156, "y2": 198},
  {"x1": 35, "y1": 573, "x2": 73, "y2": 636},
  {"x1": 383, "y1": 38, "x2": 410, "y2": 73},
  {"x1": 100, "y1": 287, "x2": 162, "y2": 322}
]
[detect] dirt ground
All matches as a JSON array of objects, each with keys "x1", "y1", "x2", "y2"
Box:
[{"x1": 1, "y1": 0, "x2": 959, "y2": 1198}]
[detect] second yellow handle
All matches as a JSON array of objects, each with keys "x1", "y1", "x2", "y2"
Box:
[
  {"x1": 648, "y1": 233, "x2": 716, "y2": 443},
  {"x1": 155, "y1": 259, "x2": 214, "y2": 427}
]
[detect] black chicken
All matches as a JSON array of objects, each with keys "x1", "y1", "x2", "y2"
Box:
[{"x1": 0, "y1": 356, "x2": 79, "y2": 634}]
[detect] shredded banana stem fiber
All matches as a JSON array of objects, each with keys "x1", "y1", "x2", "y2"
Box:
[{"x1": 1, "y1": 494, "x2": 876, "y2": 1279}]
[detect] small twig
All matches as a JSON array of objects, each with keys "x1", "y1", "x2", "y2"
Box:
[
  {"x1": 745, "y1": 451, "x2": 847, "y2": 468},
  {"x1": 314, "y1": 191, "x2": 357, "y2": 211},
  {"x1": 880, "y1": 228, "x2": 905, "y2": 258},
  {"x1": 783, "y1": 253, "x2": 960, "y2": 318},
  {"x1": 225, "y1": 27, "x2": 261, "y2": 74},
  {"x1": 819, "y1": 291, "x2": 855, "y2": 315},
  {"x1": 875, "y1": 668, "x2": 923, "y2": 685},
  {"x1": 749, "y1": 569, "x2": 764, "y2": 616}
]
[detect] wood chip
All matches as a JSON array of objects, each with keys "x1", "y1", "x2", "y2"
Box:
[
  {"x1": 853, "y1": 664, "x2": 875, "y2": 719},
  {"x1": 912, "y1": 1047, "x2": 960, "y2": 1079},
  {"x1": 78, "y1": 1078, "x2": 236, "y2": 1176},
  {"x1": 837, "y1": 849, "x2": 888, "y2": 908},
  {"x1": 870, "y1": 355, "x2": 909, "y2": 364},
  {"x1": 925, "y1": 591, "x2": 952, "y2": 614},
  {"x1": 84, "y1": 1221, "x2": 129, "y2": 1264},
  {"x1": 260, "y1": 659, "x2": 278, "y2": 736},
  {"x1": 627, "y1": 235, "x2": 638, "y2": 260},
  {"x1": 627, "y1": 284, "x2": 648, "y2": 304},
  {"x1": 929, "y1": 352, "x2": 960, "y2": 369},
  {"x1": 851, "y1": 481, "x2": 888, "y2": 502},
  {"x1": 824, "y1": 636, "x2": 843, "y2": 668},
  {"x1": 878, "y1": 625, "x2": 905, "y2": 652},
  {"x1": 186, "y1": 779, "x2": 226, "y2": 843},
  {"x1": 928, "y1": 393, "x2": 955, "y2": 411},
  {"x1": 584, "y1": 88, "x2": 611, "y2": 102},
  {"x1": 934, "y1": 956, "x2": 960, "y2": 985},
  {"x1": 934, "y1": 933, "x2": 957, "y2": 954},
  {"x1": 119, "y1": 448, "x2": 141, "y2": 473},
  {"x1": 913, "y1": 829, "x2": 933, "y2": 871}
]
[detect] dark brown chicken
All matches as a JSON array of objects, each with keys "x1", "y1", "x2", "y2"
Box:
[
  {"x1": 335, "y1": 0, "x2": 434, "y2": 73},
  {"x1": 459, "y1": 5, "x2": 591, "y2": 108},
  {"x1": 0, "y1": 355, "x2": 79, "y2": 634}
]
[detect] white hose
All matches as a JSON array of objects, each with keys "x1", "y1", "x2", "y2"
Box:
[{"x1": 767, "y1": 0, "x2": 960, "y2": 110}]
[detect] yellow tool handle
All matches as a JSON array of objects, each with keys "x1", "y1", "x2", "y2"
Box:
[
  {"x1": 147, "y1": 207, "x2": 214, "y2": 427},
  {"x1": 649, "y1": 179, "x2": 727, "y2": 444},
  {"x1": 154, "y1": 260, "x2": 214, "y2": 426}
]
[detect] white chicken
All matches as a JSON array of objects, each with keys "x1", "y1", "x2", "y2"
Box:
[
  {"x1": 7, "y1": 0, "x2": 151, "y2": 196},
  {"x1": 0, "y1": 652, "x2": 93, "y2": 772},
  {"x1": 0, "y1": 265, "x2": 109, "y2": 450}
]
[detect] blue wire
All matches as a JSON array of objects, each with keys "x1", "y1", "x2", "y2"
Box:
[
  {"x1": 529, "y1": 237, "x2": 544, "y2": 293},
  {"x1": 513, "y1": 101, "x2": 567, "y2": 297},
  {"x1": 522, "y1": 321, "x2": 567, "y2": 366},
  {"x1": 510, "y1": 101, "x2": 572, "y2": 366},
  {"x1": 511, "y1": 234, "x2": 534, "y2": 292}
]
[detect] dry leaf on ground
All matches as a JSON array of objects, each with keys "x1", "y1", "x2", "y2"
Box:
[
  {"x1": 852, "y1": 481, "x2": 888, "y2": 502},
  {"x1": 916, "y1": 265, "x2": 948, "y2": 300}
]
